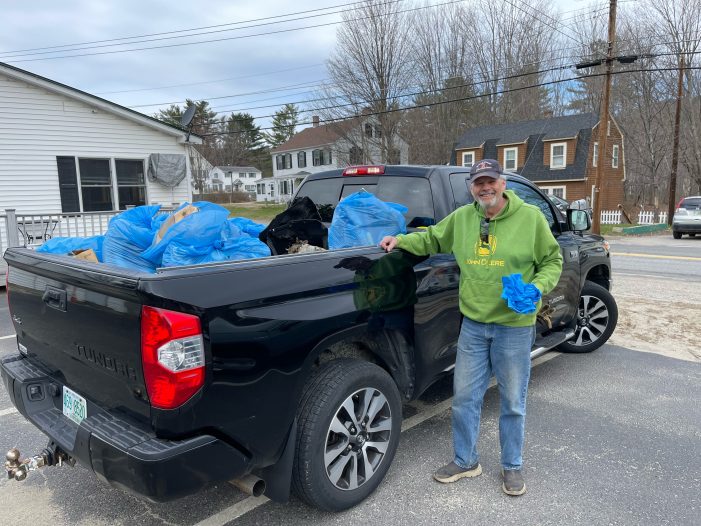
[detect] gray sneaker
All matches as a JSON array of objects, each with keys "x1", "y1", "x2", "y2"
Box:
[
  {"x1": 502, "y1": 469, "x2": 526, "y2": 496},
  {"x1": 433, "y1": 461, "x2": 482, "y2": 483}
]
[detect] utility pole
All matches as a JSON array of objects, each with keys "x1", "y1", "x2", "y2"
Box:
[
  {"x1": 591, "y1": 0, "x2": 618, "y2": 235},
  {"x1": 667, "y1": 54, "x2": 685, "y2": 226}
]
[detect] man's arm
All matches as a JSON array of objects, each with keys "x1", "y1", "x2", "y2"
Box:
[
  {"x1": 530, "y1": 213, "x2": 563, "y2": 295},
  {"x1": 380, "y1": 212, "x2": 457, "y2": 255}
]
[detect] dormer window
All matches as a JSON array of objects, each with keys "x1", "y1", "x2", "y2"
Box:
[
  {"x1": 504, "y1": 147, "x2": 518, "y2": 171},
  {"x1": 462, "y1": 151, "x2": 475, "y2": 167},
  {"x1": 550, "y1": 143, "x2": 566, "y2": 169}
]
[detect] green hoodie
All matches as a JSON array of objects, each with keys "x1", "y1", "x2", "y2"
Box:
[{"x1": 396, "y1": 190, "x2": 563, "y2": 327}]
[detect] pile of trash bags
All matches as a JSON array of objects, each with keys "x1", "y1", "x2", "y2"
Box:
[
  {"x1": 37, "y1": 191, "x2": 409, "y2": 273},
  {"x1": 37, "y1": 202, "x2": 270, "y2": 273}
]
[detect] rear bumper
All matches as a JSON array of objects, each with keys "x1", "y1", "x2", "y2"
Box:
[
  {"x1": 672, "y1": 221, "x2": 701, "y2": 233},
  {"x1": 1, "y1": 353, "x2": 252, "y2": 502}
]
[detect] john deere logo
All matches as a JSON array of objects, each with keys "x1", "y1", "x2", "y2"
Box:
[{"x1": 475, "y1": 234, "x2": 497, "y2": 257}]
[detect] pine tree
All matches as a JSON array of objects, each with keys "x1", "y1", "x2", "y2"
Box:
[{"x1": 265, "y1": 104, "x2": 300, "y2": 148}]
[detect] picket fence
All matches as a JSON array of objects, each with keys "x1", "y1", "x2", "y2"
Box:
[{"x1": 600, "y1": 210, "x2": 668, "y2": 225}]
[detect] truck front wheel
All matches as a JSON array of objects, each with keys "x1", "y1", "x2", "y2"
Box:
[
  {"x1": 292, "y1": 359, "x2": 402, "y2": 511},
  {"x1": 558, "y1": 281, "x2": 618, "y2": 353}
]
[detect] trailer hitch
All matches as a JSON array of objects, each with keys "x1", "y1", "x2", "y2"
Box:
[{"x1": 5, "y1": 445, "x2": 75, "y2": 481}]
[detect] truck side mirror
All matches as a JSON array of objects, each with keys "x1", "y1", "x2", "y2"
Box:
[{"x1": 567, "y1": 209, "x2": 591, "y2": 232}]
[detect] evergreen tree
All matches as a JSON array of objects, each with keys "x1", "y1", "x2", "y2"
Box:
[{"x1": 265, "y1": 103, "x2": 300, "y2": 148}]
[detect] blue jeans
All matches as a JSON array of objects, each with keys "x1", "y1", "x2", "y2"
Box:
[{"x1": 452, "y1": 317, "x2": 535, "y2": 470}]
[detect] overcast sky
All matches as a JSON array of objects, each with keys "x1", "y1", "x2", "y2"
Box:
[{"x1": 1, "y1": 0, "x2": 592, "y2": 130}]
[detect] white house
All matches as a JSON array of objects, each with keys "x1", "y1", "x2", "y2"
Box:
[
  {"x1": 0, "y1": 61, "x2": 202, "y2": 281},
  {"x1": 206, "y1": 166, "x2": 261, "y2": 196},
  {"x1": 269, "y1": 115, "x2": 409, "y2": 203}
]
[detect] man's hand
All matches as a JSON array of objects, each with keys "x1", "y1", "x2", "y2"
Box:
[{"x1": 379, "y1": 236, "x2": 398, "y2": 252}]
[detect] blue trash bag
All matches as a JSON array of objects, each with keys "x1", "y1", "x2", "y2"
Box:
[
  {"x1": 37, "y1": 235, "x2": 105, "y2": 261},
  {"x1": 328, "y1": 191, "x2": 408, "y2": 250},
  {"x1": 102, "y1": 205, "x2": 162, "y2": 273},
  {"x1": 228, "y1": 217, "x2": 266, "y2": 238},
  {"x1": 161, "y1": 220, "x2": 271, "y2": 267},
  {"x1": 501, "y1": 273, "x2": 542, "y2": 314},
  {"x1": 142, "y1": 202, "x2": 232, "y2": 266}
]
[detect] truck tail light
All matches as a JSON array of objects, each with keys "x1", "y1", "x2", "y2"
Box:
[
  {"x1": 141, "y1": 306, "x2": 205, "y2": 409},
  {"x1": 343, "y1": 165, "x2": 385, "y2": 176}
]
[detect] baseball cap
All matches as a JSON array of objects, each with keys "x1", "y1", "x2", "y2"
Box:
[{"x1": 469, "y1": 159, "x2": 502, "y2": 182}]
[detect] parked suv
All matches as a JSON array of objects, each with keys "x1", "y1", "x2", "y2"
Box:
[{"x1": 672, "y1": 196, "x2": 701, "y2": 239}]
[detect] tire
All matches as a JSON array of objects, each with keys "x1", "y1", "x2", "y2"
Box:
[
  {"x1": 673, "y1": 231, "x2": 682, "y2": 239},
  {"x1": 292, "y1": 359, "x2": 402, "y2": 511},
  {"x1": 558, "y1": 281, "x2": 618, "y2": 354}
]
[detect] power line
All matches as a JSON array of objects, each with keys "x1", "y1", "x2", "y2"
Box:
[
  {"x1": 95, "y1": 63, "x2": 326, "y2": 95},
  {"x1": 196, "y1": 64, "x2": 701, "y2": 137},
  {"x1": 5, "y1": 0, "x2": 466, "y2": 63},
  {"x1": 0, "y1": 0, "x2": 398, "y2": 57}
]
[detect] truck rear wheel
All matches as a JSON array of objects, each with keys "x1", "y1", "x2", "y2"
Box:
[
  {"x1": 558, "y1": 281, "x2": 618, "y2": 353},
  {"x1": 292, "y1": 359, "x2": 402, "y2": 511}
]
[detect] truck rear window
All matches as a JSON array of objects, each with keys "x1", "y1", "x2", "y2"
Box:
[
  {"x1": 295, "y1": 176, "x2": 434, "y2": 225},
  {"x1": 680, "y1": 197, "x2": 701, "y2": 210}
]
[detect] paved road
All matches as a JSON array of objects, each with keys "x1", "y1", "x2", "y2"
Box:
[{"x1": 608, "y1": 234, "x2": 701, "y2": 282}]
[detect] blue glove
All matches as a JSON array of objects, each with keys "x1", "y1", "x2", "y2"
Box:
[{"x1": 501, "y1": 273, "x2": 542, "y2": 314}]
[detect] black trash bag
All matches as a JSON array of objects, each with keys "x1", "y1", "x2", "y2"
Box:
[{"x1": 259, "y1": 197, "x2": 327, "y2": 255}]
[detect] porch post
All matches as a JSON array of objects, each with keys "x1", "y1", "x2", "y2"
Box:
[{"x1": 5, "y1": 209, "x2": 20, "y2": 247}]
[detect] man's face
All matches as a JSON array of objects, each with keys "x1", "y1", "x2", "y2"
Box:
[{"x1": 470, "y1": 176, "x2": 506, "y2": 209}]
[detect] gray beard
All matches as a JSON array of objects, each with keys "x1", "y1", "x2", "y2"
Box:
[{"x1": 477, "y1": 195, "x2": 498, "y2": 210}]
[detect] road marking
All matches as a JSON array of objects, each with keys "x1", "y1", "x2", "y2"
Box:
[
  {"x1": 0, "y1": 407, "x2": 18, "y2": 417},
  {"x1": 198, "y1": 351, "x2": 563, "y2": 525},
  {"x1": 612, "y1": 252, "x2": 701, "y2": 261},
  {"x1": 0, "y1": 334, "x2": 16, "y2": 340}
]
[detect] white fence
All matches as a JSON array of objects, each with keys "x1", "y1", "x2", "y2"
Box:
[{"x1": 600, "y1": 210, "x2": 668, "y2": 225}]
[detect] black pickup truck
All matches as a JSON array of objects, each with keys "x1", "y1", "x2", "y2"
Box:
[{"x1": 2, "y1": 165, "x2": 617, "y2": 511}]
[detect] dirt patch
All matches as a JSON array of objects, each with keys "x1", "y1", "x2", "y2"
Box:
[{"x1": 608, "y1": 275, "x2": 700, "y2": 362}]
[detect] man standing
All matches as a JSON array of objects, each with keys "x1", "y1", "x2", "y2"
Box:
[{"x1": 380, "y1": 159, "x2": 562, "y2": 496}]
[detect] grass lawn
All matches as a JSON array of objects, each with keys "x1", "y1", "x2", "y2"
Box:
[{"x1": 223, "y1": 202, "x2": 286, "y2": 223}]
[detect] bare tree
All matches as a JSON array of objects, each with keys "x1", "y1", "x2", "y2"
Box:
[{"x1": 315, "y1": 0, "x2": 415, "y2": 163}]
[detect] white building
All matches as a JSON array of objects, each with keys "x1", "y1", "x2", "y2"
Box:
[
  {"x1": 269, "y1": 115, "x2": 409, "y2": 203},
  {"x1": 206, "y1": 166, "x2": 262, "y2": 197},
  {"x1": 0, "y1": 61, "x2": 201, "y2": 281}
]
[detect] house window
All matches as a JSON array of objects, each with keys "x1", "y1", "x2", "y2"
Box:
[
  {"x1": 78, "y1": 158, "x2": 113, "y2": 211},
  {"x1": 365, "y1": 123, "x2": 373, "y2": 138},
  {"x1": 56, "y1": 156, "x2": 80, "y2": 213},
  {"x1": 313, "y1": 149, "x2": 333, "y2": 166},
  {"x1": 298, "y1": 151, "x2": 307, "y2": 168},
  {"x1": 593, "y1": 142, "x2": 599, "y2": 167},
  {"x1": 612, "y1": 144, "x2": 619, "y2": 168},
  {"x1": 239, "y1": 172, "x2": 246, "y2": 178},
  {"x1": 349, "y1": 146, "x2": 364, "y2": 165},
  {"x1": 248, "y1": 172, "x2": 256, "y2": 178},
  {"x1": 276, "y1": 154, "x2": 292, "y2": 170},
  {"x1": 550, "y1": 143, "x2": 566, "y2": 169},
  {"x1": 462, "y1": 151, "x2": 474, "y2": 167},
  {"x1": 541, "y1": 186, "x2": 566, "y2": 199},
  {"x1": 115, "y1": 160, "x2": 146, "y2": 210},
  {"x1": 503, "y1": 147, "x2": 518, "y2": 171},
  {"x1": 245, "y1": 185, "x2": 255, "y2": 192}
]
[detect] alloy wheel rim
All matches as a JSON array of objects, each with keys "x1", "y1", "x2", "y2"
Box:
[
  {"x1": 324, "y1": 387, "x2": 392, "y2": 491},
  {"x1": 570, "y1": 294, "x2": 609, "y2": 346}
]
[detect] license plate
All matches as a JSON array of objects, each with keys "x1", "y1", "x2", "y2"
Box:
[{"x1": 62, "y1": 386, "x2": 87, "y2": 425}]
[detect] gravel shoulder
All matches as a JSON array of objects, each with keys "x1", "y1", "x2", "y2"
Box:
[{"x1": 608, "y1": 274, "x2": 701, "y2": 362}]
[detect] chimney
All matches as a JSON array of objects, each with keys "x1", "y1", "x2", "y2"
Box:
[{"x1": 312, "y1": 115, "x2": 320, "y2": 128}]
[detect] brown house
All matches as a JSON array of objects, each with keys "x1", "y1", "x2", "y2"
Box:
[{"x1": 451, "y1": 113, "x2": 625, "y2": 211}]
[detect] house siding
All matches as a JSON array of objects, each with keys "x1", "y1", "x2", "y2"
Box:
[
  {"x1": 583, "y1": 122, "x2": 625, "y2": 211},
  {"x1": 0, "y1": 73, "x2": 192, "y2": 216}
]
